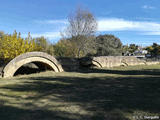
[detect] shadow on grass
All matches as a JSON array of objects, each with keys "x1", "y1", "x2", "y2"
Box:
[
  {"x1": 0, "y1": 104, "x2": 91, "y2": 120},
  {"x1": 77, "y1": 67, "x2": 160, "y2": 76},
  {"x1": 0, "y1": 68, "x2": 160, "y2": 120}
]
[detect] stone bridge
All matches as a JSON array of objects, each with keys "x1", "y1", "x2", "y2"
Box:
[
  {"x1": 0, "y1": 52, "x2": 159, "y2": 78},
  {"x1": 91, "y1": 56, "x2": 147, "y2": 67},
  {"x1": 0, "y1": 52, "x2": 63, "y2": 78},
  {"x1": 80, "y1": 56, "x2": 160, "y2": 68}
]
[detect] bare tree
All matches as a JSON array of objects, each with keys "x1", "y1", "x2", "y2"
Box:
[{"x1": 63, "y1": 7, "x2": 97, "y2": 58}]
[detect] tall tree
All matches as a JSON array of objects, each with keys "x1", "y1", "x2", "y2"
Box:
[
  {"x1": 53, "y1": 39, "x2": 78, "y2": 57},
  {"x1": 63, "y1": 7, "x2": 97, "y2": 58},
  {"x1": 95, "y1": 34, "x2": 122, "y2": 56}
]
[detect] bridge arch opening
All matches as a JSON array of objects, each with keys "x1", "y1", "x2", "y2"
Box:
[{"x1": 14, "y1": 61, "x2": 55, "y2": 76}]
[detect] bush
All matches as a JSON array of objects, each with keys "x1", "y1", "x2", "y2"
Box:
[{"x1": 0, "y1": 31, "x2": 41, "y2": 60}]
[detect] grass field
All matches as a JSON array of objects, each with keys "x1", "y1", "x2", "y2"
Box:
[{"x1": 0, "y1": 65, "x2": 160, "y2": 120}]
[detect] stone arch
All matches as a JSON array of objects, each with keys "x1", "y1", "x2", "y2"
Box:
[
  {"x1": 121, "y1": 58, "x2": 128, "y2": 66},
  {"x1": 92, "y1": 60, "x2": 103, "y2": 68},
  {"x1": 121, "y1": 62, "x2": 128, "y2": 66},
  {"x1": 2, "y1": 52, "x2": 63, "y2": 78}
]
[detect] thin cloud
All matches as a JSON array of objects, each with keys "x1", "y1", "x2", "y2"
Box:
[
  {"x1": 31, "y1": 32, "x2": 61, "y2": 39},
  {"x1": 31, "y1": 18, "x2": 160, "y2": 40},
  {"x1": 142, "y1": 5, "x2": 156, "y2": 9},
  {"x1": 98, "y1": 18, "x2": 138, "y2": 31},
  {"x1": 98, "y1": 18, "x2": 160, "y2": 35},
  {"x1": 34, "y1": 19, "x2": 68, "y2": 24},
  {"x1": 144, "y1": 31, "x2": 160, "y2": 35},
  {"x1": 35, "y1": 18, "x2": 160, "y2": 33}
]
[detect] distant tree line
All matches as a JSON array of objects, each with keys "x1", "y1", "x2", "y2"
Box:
[
  {"x1": 145, "y1": 43, "x2": 160, "y2": 57},
  {"x1": 54, "y1": 34, "x2": 122, "y2": 57},
  {"x1": 122, "y1": 43, "x2": 160, "y2": 57},
  {"x1": 0, "y1": 30, "x2": 123, "y2": 61},
  {"x1": 122, "y1": 44, "x2": 139, "y2": 56}
]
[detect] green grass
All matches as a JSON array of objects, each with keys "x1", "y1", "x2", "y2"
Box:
[{"x1": 0, "y1": 65, "x2": 160, "y2": 120}]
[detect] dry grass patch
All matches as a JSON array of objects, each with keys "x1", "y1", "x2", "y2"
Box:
[{"x1": 0, "y1": 65, "x2": 160, "y2": 120}]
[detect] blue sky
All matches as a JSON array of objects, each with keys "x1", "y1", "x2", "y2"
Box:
[{"x1": 1, "y1": 0, "x2": 160, "y2": 46}]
